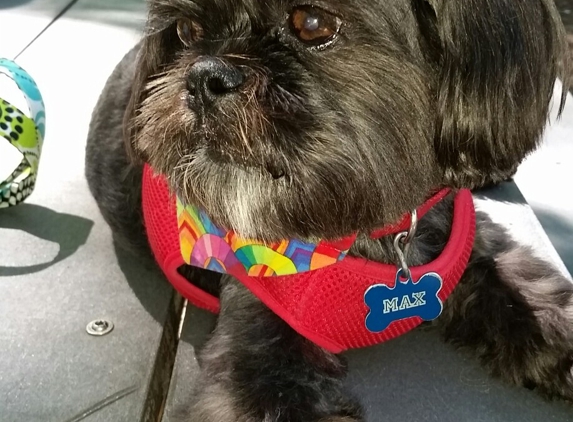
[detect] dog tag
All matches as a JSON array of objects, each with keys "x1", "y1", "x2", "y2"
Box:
[{"x1": 364, "y1": 270, "x2": 443, "y2": 333}]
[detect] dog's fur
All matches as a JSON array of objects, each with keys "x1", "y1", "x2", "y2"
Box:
[{"x1": 86, "y1": 0, "x2": 573, "y2": 420}]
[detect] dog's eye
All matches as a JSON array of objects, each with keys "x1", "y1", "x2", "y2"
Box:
[
  {"x1": 288, "y1": 6, "x2": 341, "y2": 47},
  {"x1": 177, "y1": 18, "x2": 203, "y2": 46}
]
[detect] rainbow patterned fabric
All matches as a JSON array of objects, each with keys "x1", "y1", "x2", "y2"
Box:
[{"x1": 177, "y1": 198, "x2": 354, "y2": 277}]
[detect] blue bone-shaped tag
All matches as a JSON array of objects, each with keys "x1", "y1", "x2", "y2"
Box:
[{"x1": 364, "y1": 270, "x2": 443, "y2": 333}]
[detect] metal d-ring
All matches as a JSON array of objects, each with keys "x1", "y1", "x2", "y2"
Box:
[{"x1": 393, "y1": 210, "x2": 418, "y2": 280}]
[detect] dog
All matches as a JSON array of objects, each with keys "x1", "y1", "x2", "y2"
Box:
[{"x1": 85, "y1": 0, "x2": 572, "y2": 420}]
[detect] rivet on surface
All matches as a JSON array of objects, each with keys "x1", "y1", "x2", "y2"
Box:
[{"x1": 86, "y1": 319, "x2": 114, "y2": 336}]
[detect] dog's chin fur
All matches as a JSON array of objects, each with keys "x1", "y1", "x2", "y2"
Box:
[
  {"x1": 86, "y1": 0, "x2": 573, "y2": 421},
  {"x1": 123, "y1": 0, "x2": 567, "y2": 242}
]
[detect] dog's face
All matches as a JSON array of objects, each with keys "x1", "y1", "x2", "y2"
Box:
[{"x1": 126, "y1": 0, "x2": 566, "y2": 241}]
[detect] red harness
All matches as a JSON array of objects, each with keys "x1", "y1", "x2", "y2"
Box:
[{"x1": 142, "y1": 164, "x2": 475, "y2": 353}]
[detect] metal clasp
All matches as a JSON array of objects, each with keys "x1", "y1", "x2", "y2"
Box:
[{"x1": 393, "y1": 210, "x2": 418, "y2": 280}]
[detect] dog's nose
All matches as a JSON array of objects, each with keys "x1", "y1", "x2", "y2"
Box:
[{"x1": 188, "y1": 57, "x2": 243, "y2": 108}]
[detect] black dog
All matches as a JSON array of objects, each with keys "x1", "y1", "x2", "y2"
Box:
[{"x1": 86, "y1": 0, "x2": 572, "y2": 420}]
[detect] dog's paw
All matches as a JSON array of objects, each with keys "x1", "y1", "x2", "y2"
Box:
[
  {"x1": 189, "y1": 384, "x2": 241, "y2": 422},
  {"x1": 534, "y1": 361, "x2": 573, "y2": 402},
  {"x1": 440, "y1": 242, "x2": 573, "y2": 403},
  {"x1": 486, "y1": 250, "x2": 573, "y2": 402},
  {"x1": 189, "y1": 382, "x2": 364, "y2": 422}
]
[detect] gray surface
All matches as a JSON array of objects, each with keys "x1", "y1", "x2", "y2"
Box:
[
  {"x1": 0, "y1": 174, "x2": 179, "y2": 422},
  {"x1": 0, "y1": 1, "x2": 177, "y2": 421},
  {"x1": 163, "y1": 182, "x2": 573, "y2": 422},
  {"x1": 0, "y1": 207, "x2": 178, "y2": 421},
  {"x1": 515, "y1": 83, "x2": 573, "y2": 277},
  {"x1": 63, "y1": 0, "x2": 147, "y2": 30},
  {"x1": 0, "y1": 0, "x2": 75, "y2": 59}
]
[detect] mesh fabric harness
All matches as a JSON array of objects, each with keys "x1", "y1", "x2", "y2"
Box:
[{"x1": 142, "y1": 164, "x2": 476, "y2": 353}]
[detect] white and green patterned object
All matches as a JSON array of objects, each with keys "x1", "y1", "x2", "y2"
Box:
[{"x1": 0, "y1": 58, "x2": 45, "y2": 208}]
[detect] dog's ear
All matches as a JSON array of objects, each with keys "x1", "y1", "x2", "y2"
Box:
[{"x1": 414, "y1": 0, "x2": 568, "y2": 188}]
